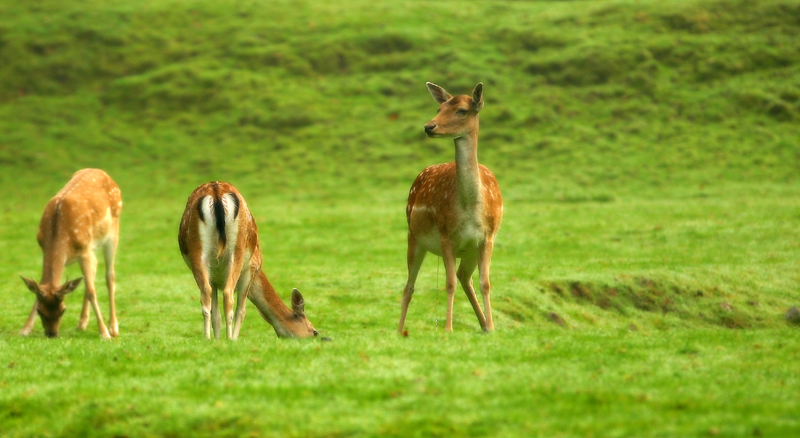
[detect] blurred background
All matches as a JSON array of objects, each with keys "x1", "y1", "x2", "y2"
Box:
[{"x1": 2, "y1": 0, "x2": 797, "y2": 199}]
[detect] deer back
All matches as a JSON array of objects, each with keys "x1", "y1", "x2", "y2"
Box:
[{"x1": 178, "y1": 182, "x2": 260, "y2": 285}]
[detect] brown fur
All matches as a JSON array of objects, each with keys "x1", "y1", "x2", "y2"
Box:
[
  {"x1": 406, "y1": 162, "x2": 502, "y2": 242},
  {"x1": 398, "y1": 82, "x2": 503, "y2": 333},
  {"x1": 178, "y1": 181, "x2": 318, "y2": 339},
  {"x1": 20, "y1": 168, "x2": 122, "y2": 338}
]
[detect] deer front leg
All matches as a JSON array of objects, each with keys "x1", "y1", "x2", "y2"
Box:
[
  {"x1": 222, "y1": 256, "x2": 246, "y2": 340},
  {"x1": 222, "y1": 287, "x2": 235, "y2": 340},
  {"x1": 19, "y1": 300, "x2": 38, "y2": 336},
  {"x1": 398, "y1": 234, "x2": 426, "y2": 334},
  {"x1": 210, "y1": 288, "x2": 221, "y2": 339},
  {"x1": 440, "y1": 239, "x2": 458, "y2": 332},
  {"x1": 457, "y1": 257, "x2": 488, "y2": 331},
  {"x1": 78, "y1": 293, "x2": 91, "y2": 330},
  {"x1": 78, "y1": 252, "x2": 111, "y2": 339},
  {"x1": 478, "y1": 239, "x2": 495, "y2": 332}
]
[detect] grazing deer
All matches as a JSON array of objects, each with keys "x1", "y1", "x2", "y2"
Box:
[
  {"x1": 398, "y1": 82, "x2": 503, "y2": 333},
  {"x1": 20, "y1": 168, "x2": 122, "y2": 338},
  {"x1": 178, "y1": 181, "x2": 318, "y2": 340}
]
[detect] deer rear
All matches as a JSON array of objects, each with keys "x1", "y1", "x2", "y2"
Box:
[{"x1": 178, "y1": 181, "x2": 318, "y2": 340}]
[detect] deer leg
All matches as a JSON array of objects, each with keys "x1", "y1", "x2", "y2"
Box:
[
  {"x1": 222, "y1": 286, "x2": 235, "y2": 340},
  {"x1": 222, "y1": 255, "x2": 246, "y2": 340},
  {"x1": 440, "y1": 239, "x2": 458, "y2": 332},
  {"x1": 78, "y1": 292, "x2": 91, "y2": 330},
  {"x1": 77, "y1": 266, "x2": 93, "y2": 330},
  {"x1": 103, "y1": 235, "x2": 119, "y2": 337},
  {"x1": 231, "y1": 269, "x2": 252, "y2": 340},
  {"x1": 210, "y1": 288, "x2": 221, "y2": 339},
  {"x1": 191, "y1": 266, "x2": 214, "y2": 339},
  {"x1": 457, "y1": 257, "x2": 488, "y2": 331},
  {"x1": 398, "y1": 233, "x2": 426, "y2": 333},
  {"x1": 20, "y1": 300, "x2": 38, "y2": 336},
  {"x1": 478, "y1": 239, "x2": 496, "y2": 331},
  {"x1": 78, "y1": 252, "x2": 111, "y2": 339}
]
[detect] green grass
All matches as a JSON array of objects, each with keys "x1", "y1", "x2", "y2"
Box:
[
  {"x1": 3, "y1": 330, "x2": 798, "y2": 437},
  {"x1": 1, "y1": 0, "x2": 800, "y2": 436}
]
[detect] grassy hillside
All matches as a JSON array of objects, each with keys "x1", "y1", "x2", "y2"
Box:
[
  {"x1": 1, "y1": 0, "x2": 799, "y2": 197},
  {"x1": 0, "y1": 0, "x2": 799, "y2": 437}
]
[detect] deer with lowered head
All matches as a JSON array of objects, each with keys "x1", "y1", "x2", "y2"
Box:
[
  {"x1": 20, "y1": 168, "x2": 122, "y2": 338},
  {"x1": 398, "y1": 82, "x2": 503, "y2": 333},
  {"x1": 178, "y1": 181, "x2": 319, "y2": 340}
]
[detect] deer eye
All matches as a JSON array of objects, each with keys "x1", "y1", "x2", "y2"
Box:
[{"x1": 456, "y1": 108, "x2": 468, "y2": 116}]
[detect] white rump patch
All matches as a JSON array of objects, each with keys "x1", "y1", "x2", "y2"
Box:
[
  {"x1": 197, "y1": 195, "x2": 218, "y2": 260},
  {"x1": 221, "y1": 193, "x2": 240, "y2": 251}
]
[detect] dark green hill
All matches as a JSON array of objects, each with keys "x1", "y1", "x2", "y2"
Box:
[{"x1": 1, "y1": 0, "x2": 798, "y2": 200}]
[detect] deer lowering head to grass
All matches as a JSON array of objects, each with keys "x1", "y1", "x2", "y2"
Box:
[
  {"x1": 20, "y1": 168, "x2": 122, "y2": 339},
  {"x1": 398, "y1": 82, "x2": 503, "y2": 333},
  {"x1": 178, "y1": 181, "x2": 319, "y2": 340}
]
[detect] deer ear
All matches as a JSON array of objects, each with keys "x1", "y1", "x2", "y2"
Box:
[
  {"x1": 426, "y1": 82, "x2": 452, "y2": 104},
  {"x1": 20, "y1": 276, "x2": 40, "y2": 294},
  {"x1": 58, "y1": 277, "x2": 83, "y2": 297},
  {"x1": 472, "y1": 82, "x2": 484, "y2": 112},
  {"x1": 291, "y1": 288, "x2": 306, "y2": 316}
]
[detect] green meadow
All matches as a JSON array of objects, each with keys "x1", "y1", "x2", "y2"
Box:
[{"x1": 1, "y1": 0, "x2": 799, "y2": 436}]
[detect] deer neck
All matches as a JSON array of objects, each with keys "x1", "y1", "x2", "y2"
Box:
[
  {"x1": 454, "y1": 129, "x2": 482, "y2": 209},
  {"x1": 39, "y1": 240, "x2": 68, "y2": 288},
  {"x1": 248, "y1": 269, "x2": 295, "y2": 337}
]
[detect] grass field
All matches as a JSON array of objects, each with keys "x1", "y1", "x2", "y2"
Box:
[{"x1": 1, "y1": 0, "x2": 799, "y2": 436}]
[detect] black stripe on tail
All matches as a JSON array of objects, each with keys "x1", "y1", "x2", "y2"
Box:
[
  {"x1": 211, "y1": 183, "x2": 228, "y2": 247},
  {"x1": 195, "y1": 183, "x2": 240, "y2": 250}
]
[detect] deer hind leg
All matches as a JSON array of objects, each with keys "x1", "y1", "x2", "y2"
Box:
[
  {"x1": 478, "y1": 239, "x2": 496, "y2": 331},
  {"x1": 20, "y1": 300, "x2": 38, "y2": 336},
  {"x1": 191, "y1": 266, "x2": 215, "y2": 339},
  {"x1": 398, "y1": 233, "x2": 427, "y2": 333},
  {"x1": 457, "y1": 257, "x2": 488, "y2": 331},
  {"x1": 103, "y1": 234, "x2": 119, "y2": 337},
  {"x1": 440, "y1": 239, "x2": 458, "y2": 332},
  {"x1": 222, "y1": 255, "x2": 247, "y2": 340},
  {"x1": 78, "y1": 251, "x2": 111, "y2": 339},
  {"x1": 231, "y1": 268, "x2": 252, "y2": 341}
]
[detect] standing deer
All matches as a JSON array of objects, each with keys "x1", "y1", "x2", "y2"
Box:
[
  {"x1": 178, "y1": 181, "x2": 318, "y2": 340},
  {"x1": 20, "y1": 168, "x2": 122, "y2": 339},
  {"x1": 398, "y1": 82, "x2": 503, "y2": 333}
]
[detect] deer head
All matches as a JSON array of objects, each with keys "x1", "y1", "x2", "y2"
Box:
[
  {"x1": 277, "y1": 288, "x2": 318, "y2": 338},
  {"x1": 20, "y1": 276, "x2": 82, "y2": 338},
  {"x1": 424, "y1": 82, "x2": 484, "y2": 139}
]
